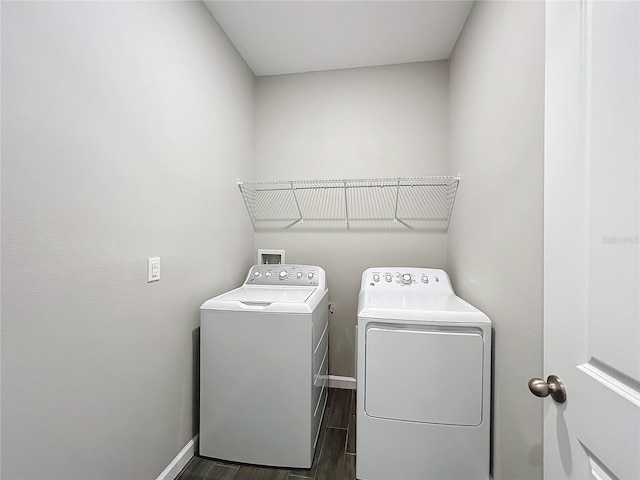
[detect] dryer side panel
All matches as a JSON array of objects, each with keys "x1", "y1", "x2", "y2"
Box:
[{"x1": 364, "y1": 325, "x2": 485, "y2": 426}]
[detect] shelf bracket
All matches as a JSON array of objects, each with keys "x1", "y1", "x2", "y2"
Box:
[
  {"x1": 290, "y1": 181, "x2": 304, "y2": 225},
  {"x1": 344, "y1": 181, "x2": 349, "y2": 225},
  {"x1": 393, "y1": 179, "x2": 400, "y2": 223}
]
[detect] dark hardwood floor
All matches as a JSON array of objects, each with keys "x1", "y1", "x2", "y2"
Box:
[{"x1": 177, "y1": 388, "x2": 356, "y2": 480}]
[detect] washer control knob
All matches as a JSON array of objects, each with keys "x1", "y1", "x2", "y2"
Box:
[
  {"x1": 297, "y1": 272, "x2": 303, "y2": 279},
  {"x1": 385, "y1": 274, "x2": 393, "y2": 282},
  {"x1": 265, "y1": 271, "x2": 272, "y2": 278},
  {"x1": 308, "y1": 272, "x2": 315, "y2": 280},
  {"x1": 254, "y1": 271, "x2": 262, "y2": 278},
  {"x1": 421, "y1": 275, "x2": 428, "y2": 283},
  {"x1": 401, "y1": 273, "x2": 412, "y2": 285},
  {"x1": 279, "y1": 270, "x2": 288, "y2": 280},
  {"x1": 373, "y1": 274, "x2": 380, "y2": 282}
]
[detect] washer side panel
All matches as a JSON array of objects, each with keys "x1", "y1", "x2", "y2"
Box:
[{"x1": 200, "y1": 309, "x2": 312, "y2": 467}]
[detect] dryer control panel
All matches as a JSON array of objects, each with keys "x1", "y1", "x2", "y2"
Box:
[
  {"x1": 361, "y1": 267, "x2": 454, "y2": 294},
  {"x1": 245, "y1": 264, "x2": 323, "y2": 287}
]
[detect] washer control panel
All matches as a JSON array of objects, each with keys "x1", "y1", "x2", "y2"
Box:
[
  {"x1": 246, "y1": 264, "x2": 322, "y2": 287},
  {"x1": 362, "y1": 267, "x2": 454, "y2": 294}
]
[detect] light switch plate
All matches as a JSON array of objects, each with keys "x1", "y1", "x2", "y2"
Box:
[{"x1": 148, "y1": 257, "x2": 160, "y2": 282}]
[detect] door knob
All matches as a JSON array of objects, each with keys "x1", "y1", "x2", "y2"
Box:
[{"x1": 528, "y1": 375, "x2": 567, "y2": 403}]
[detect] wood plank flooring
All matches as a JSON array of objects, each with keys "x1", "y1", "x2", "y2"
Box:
[{"x1": 177, "y1": 388, "x2": 356, "y2": 480}]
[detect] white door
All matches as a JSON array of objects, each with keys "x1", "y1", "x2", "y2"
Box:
[{"x1": 543, "y1": 1, "x2": 639, "y2": 479}]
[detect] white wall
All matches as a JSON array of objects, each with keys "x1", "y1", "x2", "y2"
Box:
[
  {"x1": 2, "y1": 3, "x2": 547, "y2": 477},
  {"x1": 254, "y1": 62, "x2": 450, "y2": 377},
  {"x1": 1, "y1": 2, "x2": 255, "y2": 479},
  {"x1": 448, "y1": 1, "x2": 544, "y2": 479}
]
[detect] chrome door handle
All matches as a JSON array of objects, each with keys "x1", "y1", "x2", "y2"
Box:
[{"x1": 528, "y1": 375, "x2": 567, "y2": 403}]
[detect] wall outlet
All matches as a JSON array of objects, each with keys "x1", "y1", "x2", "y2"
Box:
[{"x1": 148, "y1": 257, "x2": 160, "y2": 282}]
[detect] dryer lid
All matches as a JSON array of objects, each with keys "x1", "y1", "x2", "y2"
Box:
[
  {"x1": 358, "y1": 292, "x2": 491, "y2": 324},
  {"x1": 360, "y1": 292, "x2": 473, "y2": 312}
]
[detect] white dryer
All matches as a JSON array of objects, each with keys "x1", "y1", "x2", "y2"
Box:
[
  {"x1": 200, "y1": 264, "x2": 329, "y2": 468},
  {"x1": 356, "y1": 267, "x2": 491, "y2": 480}
]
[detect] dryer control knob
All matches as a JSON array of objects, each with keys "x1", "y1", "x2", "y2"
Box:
[
  {"x1": 421, "y1": 275, "x2": 428, "y2": 283},
  {"x1": 308, "y1": 272, "x2": 315, "y2": 280},
  {"x1": 279, "y1": 270, "x2": 288, "y2": 280},
  {"x1": 385, "y1": 274, "x2": 393, "y2": 282},
  {"x1": 297, "y1": 272, "x2": 303, "y2": 279},
  {"x1": 373, "y1": 274, "x2": 380, "y2": 282},
  {"x1": 254, "y1": 271, "x2": 262, "y2": 278},
  {"x1": 265, "y1": 272, "x2": 272, "y2": 278},
  {"x1": 401, "y1": 273, "x2": 412, "y2": 285}
]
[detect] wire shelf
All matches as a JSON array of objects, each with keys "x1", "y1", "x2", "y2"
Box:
[{"x1": 237, "y1": 176, "x2": 460, "y2": 231}]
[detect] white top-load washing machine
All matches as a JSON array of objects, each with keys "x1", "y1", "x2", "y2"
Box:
[
  {"x1": 357, "y1": 267, "x2": 491, "y2": 480},
  {"x1": 200, "y1": 264, "x2": 329, "y2": 468}
]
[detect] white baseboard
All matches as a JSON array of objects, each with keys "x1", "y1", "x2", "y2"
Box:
[
  {"x1": 328, "y1": 375, "x2": 356, "y2": 389},
  {"x1": 156, "y1": 435, "x2": 197, "y2": 480}
]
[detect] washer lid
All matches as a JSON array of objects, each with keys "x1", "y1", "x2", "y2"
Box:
[
  {"x1": 216, "y1": 286, "x2": 316, "y2": 303},
  {"x1": 201, "y1": 285, "x2": 320, "y2": 313}
]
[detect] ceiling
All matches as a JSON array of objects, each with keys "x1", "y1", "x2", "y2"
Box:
[{"x1": 203, "y1": 1, "x2": 474, "y2": 77}]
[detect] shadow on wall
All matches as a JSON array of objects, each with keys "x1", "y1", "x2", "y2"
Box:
[
  {"x1": 490, "y1": 327, "x2": 495, "y2": 477},
  {"x1": 193, "y1": 328, "x2": 200, "y2": 435}
]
